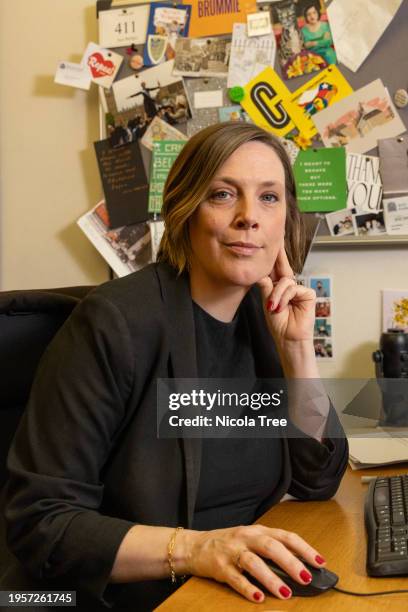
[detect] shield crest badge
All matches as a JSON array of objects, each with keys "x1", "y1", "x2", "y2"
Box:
[{"x1": 147, "y1": 35, "x2": 168, "y2": 65}]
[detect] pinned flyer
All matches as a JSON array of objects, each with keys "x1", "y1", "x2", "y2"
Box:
[
  {"x1": 82, "y1": 42, "x2": 123, "y2": 89},
  {"x1": 240, "y1": 67, "x2": 309, "y2": 138},
  {"x1": 247, "y1": 11, "x2": 272, "y2": 37},
  {"x1": 54, "y1": 61, "x2": 91, "y2": 91}
]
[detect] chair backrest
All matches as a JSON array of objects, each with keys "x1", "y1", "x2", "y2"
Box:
[{"x1": 0, "y1": 286, "x2": 94, "y2": 489}]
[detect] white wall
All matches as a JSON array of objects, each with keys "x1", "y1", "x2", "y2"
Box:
[
  {"x1": 305, "y1": 246, "x2": 408, "y2": 378},
  {"x1": 0, "y1": 0, "x2": 108, "y2": 290}
]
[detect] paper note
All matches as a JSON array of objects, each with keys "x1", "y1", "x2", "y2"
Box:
[
  {"x1": 247, "y1": 11, "x2": 272, "y2": 37},
  {"x1": 384, "y1": 196, "x2": 408, "y2": 236},
  {"x1": 194, "y1": 90, "x2": 224, "y2": 109},
  {"x1": 98, "y1": 5, "x2": 150, "y2": 48},
  {"x1": 327, "y1": 0, "x2": 403, "y2": 72},
  {"x1": 293, "y1": 147, "x2": 347, "y2": 213},
  {"x1": 54, "y1": 61, "x2": 91, "y2": 90},
  {"x1": 227, "y1": 23, "x2": 276, "y2": 89},
  {"x1": 94, "y1": 139, "x2": 149, "y2": 228}
]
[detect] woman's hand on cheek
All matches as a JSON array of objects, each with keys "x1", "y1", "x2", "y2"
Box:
[{"x1": 256, "y1": 243, "x2": 316, "y2": 346}]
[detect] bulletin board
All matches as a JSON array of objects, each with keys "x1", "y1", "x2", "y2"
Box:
[{"x1": 65, "y1": 0, "x2": 408, "y2": 282}]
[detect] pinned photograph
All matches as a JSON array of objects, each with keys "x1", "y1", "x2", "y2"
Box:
[
  {"x1": 313, "y1": 79, "x2": 405, "y2": 154},
  {"x1": 77, "y1": 201, "x2": 153, "y2": 278},
  {"x1": 314, "y1": 338, "x2": 333, "y2": 358},
  {"x1": 140, "y1": 116, "x2": 186, "y2": 151},
  {"x1": 382, "y1": 290, "x2": 408, "y2": 333},
  {"x1": 111, "y1": 60, "x2": 191, "y2": 135},
  {"x1": 173, "y1": 37, "x2": 231, "y2": 77},
  {"x1": 326, "y1": 208, "x2": 355, "y2": 237},
  {"x1": 315, "y1": 299, "x2": 331, "y2": 317},
  {"x1": 269, "y1": 0, "x2": 337, "y2": 80},
  {"x1": 310, "y1": 277, "x2": 331, "y2": 298},
  {"x1": 218, "y1": 105, "x2": 246, "y2": 122},
  {"x1": 353, "y1": 210, "x2": 386, "y2": 236},
  {"x1": 314, "y1": 318, "x2": 332, "y2": 337}
]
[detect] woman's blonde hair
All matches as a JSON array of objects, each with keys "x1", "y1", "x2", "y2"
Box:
[{"x1": 157, "y1": 122, "x2": 305, "y2": 274}]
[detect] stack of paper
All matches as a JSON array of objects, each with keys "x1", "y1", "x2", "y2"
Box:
[{"x1": 348, "y1": 436, "x2": 408, "y2": 470}]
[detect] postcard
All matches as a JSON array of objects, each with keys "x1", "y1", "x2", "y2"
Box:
[
  {"x1": 269, "y1": 0, "x2": 337, "y2": 80},
  {"x1": 81, "y1": 42, "x2": 123, "y2": 89},
  {"x1": 383, "y1": 196, "x2": 408, "y2": 235},
  {"x1": 327, "y1": 0, "x2": 403, "y2": 72},
  {"x1": 382, "y1": 289, "x2": 408, "y2": 332},
  {"x1": 112, "y1": 60, "x2": 191, "y2": 127},
  {"x1": 188, "y1": 0, "x2": 256, "y2": 37},
  {"x1": 143, "y1": 3, "x2": 191, "y2": 67},
  {"x1": 173, "y1": 37, "x2": 230, "y2": 78},
  {"x1": 352, "y1": 210, "x2": 386, "y2": 236},
  {"x1": 94, "y1": 139, "x2": 149, "y2": 228},
  {"x1": 77, "y1": 201, "x2": 152, "y2": 278},
  {"x1": 140, "y1": 116, "x2": 186, "y2": 151},
  {"x1": 313, "y1": 79, "x2": 406, "y2": 154},
  {"x1": 148, "y1": 140, "x2": 186, "y2": 213},
  {"x1": 293, "y1": 147, "x2": 347, "y2": 213},
  {"x1": 325, "y1": 208, "x2": 356, "y2": 237},
  {"x1": 289, "y1": 66, "x2": 353, "y2": 138},
  {"x1": 346, "y1": 153, "x2": 382, "y2": 212},
  {"x1": 379, "y1": 135, "x2": 408, "y2": 196},
  {"x1": 227, "y1": 22, "x2": 276, "y2": 88},
  {"x1": 241, "y1": 67, "x2": 309, "y2": 139}
]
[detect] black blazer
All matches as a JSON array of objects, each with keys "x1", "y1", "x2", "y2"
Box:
[{"x1": 3, "y1": 263, "x2": 348, "y2": 610}]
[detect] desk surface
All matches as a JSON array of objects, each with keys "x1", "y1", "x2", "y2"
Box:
[{"x1": 156, "y1": 465, "x2": 408, "y2": 611}]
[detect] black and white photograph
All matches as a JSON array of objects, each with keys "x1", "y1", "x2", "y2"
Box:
[
  {"x1": 173, "y1": 37, "x2": 231, "y2": 78},
  {"x1": 352, "y1": 210, "x2": 386, "y2": 236},
  {"x1": 326, "y1": 208, "x2": 356, "y2": 236},
  {"x1": 111, "y1": 60, "x2": 191, "y2": 128}
]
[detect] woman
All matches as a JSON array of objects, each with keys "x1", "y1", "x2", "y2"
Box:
[
  {"x1": 301, "y1": 3, "x2": 337, "y2": 66},
  {"x1": 3, "y1": 123, "x2": 348, "y2": 610}
]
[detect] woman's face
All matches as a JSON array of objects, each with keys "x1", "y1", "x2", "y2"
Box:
[
  {"x1": 189, "y1": 141, "x2": 287, "y2": 290},
  {"x1": 305, "y1": 6, "x2": 319, "y2": 24}
]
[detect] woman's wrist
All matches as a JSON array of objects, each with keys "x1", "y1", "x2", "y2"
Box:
[{"x1": 276, "y1": 339, "x2": 319, "y2": 378}]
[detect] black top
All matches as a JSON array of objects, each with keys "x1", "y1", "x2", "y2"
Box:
[{"x1": 192, "y1": 302, "x2": 282, "y2": 530}]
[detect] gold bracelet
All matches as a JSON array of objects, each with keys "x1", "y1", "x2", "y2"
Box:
[{"x1": 167, "y1": 526, "x2": 184, "y2": 583}]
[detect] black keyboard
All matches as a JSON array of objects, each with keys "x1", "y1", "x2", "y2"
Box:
[{"x1": 365, "y1": 475, "x2": 408, "y2": 576}]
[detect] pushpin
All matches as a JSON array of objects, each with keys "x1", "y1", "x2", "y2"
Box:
[{"x1": 229, "y1": 86, "x2": 245, "y2": 103}]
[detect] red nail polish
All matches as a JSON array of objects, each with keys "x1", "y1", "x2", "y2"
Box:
[
  {"x1": 266, "y1": 299, "x2": 273, "y2": 311},
  {"x1": 253, "y1": 591, "x2": 263, "y2": 601},
  {"x1": 300, "y1": 569, "x2": 312, "y2": 583},
  {"x1": 279, "y1": 585, "x2": 291, "y2": 598},
  {"x1": 315, "y1": 555, "x2": 326, "y2": 565}
]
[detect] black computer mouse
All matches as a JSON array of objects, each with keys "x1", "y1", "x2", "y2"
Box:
[{"x1": 246, "y1": 558, "x2": 339, "y2": 597}]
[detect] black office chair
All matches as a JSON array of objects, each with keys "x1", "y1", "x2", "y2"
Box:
[{"x1": 0, "y1": 286, "x2": 94, "y2": 578}]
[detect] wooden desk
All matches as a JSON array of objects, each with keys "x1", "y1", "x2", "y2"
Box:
[{"x1": 156, "y1": 465, "x2": 408, "y2": 611}]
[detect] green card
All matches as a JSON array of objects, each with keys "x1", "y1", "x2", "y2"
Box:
[
  {"x1": 148, "y1": 140, "x2": 186, "y2": 214},
  {"x1": 293, "y1": 148, "x2": 347, "y2": 213}
]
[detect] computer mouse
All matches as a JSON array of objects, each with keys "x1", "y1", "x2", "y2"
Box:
[{"x1": 246, "y1": 558, "x2": 339, "y2": 597}]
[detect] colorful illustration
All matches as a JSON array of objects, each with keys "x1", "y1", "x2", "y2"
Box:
[
  {"x1": 269, "y1": 0, "x2": 337, "y2": 80},
  {"x1": 143, "y1": 3, "x2": 191, "y2": 67},
  {"x1": 289, "y1": 65, "x2": 353, "y2": 138},
  {"x1": 382, "y1": 290, "x2": 408, "y2": 333}
]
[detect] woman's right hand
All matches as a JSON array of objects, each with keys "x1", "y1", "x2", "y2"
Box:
[{"x1": 177, "y1": 524, "x2": 326, "y2": 603}]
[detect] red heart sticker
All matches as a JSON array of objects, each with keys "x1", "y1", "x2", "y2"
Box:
[{"x1": 87, "y1": 52, "x2": 115, "y2": 79}]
